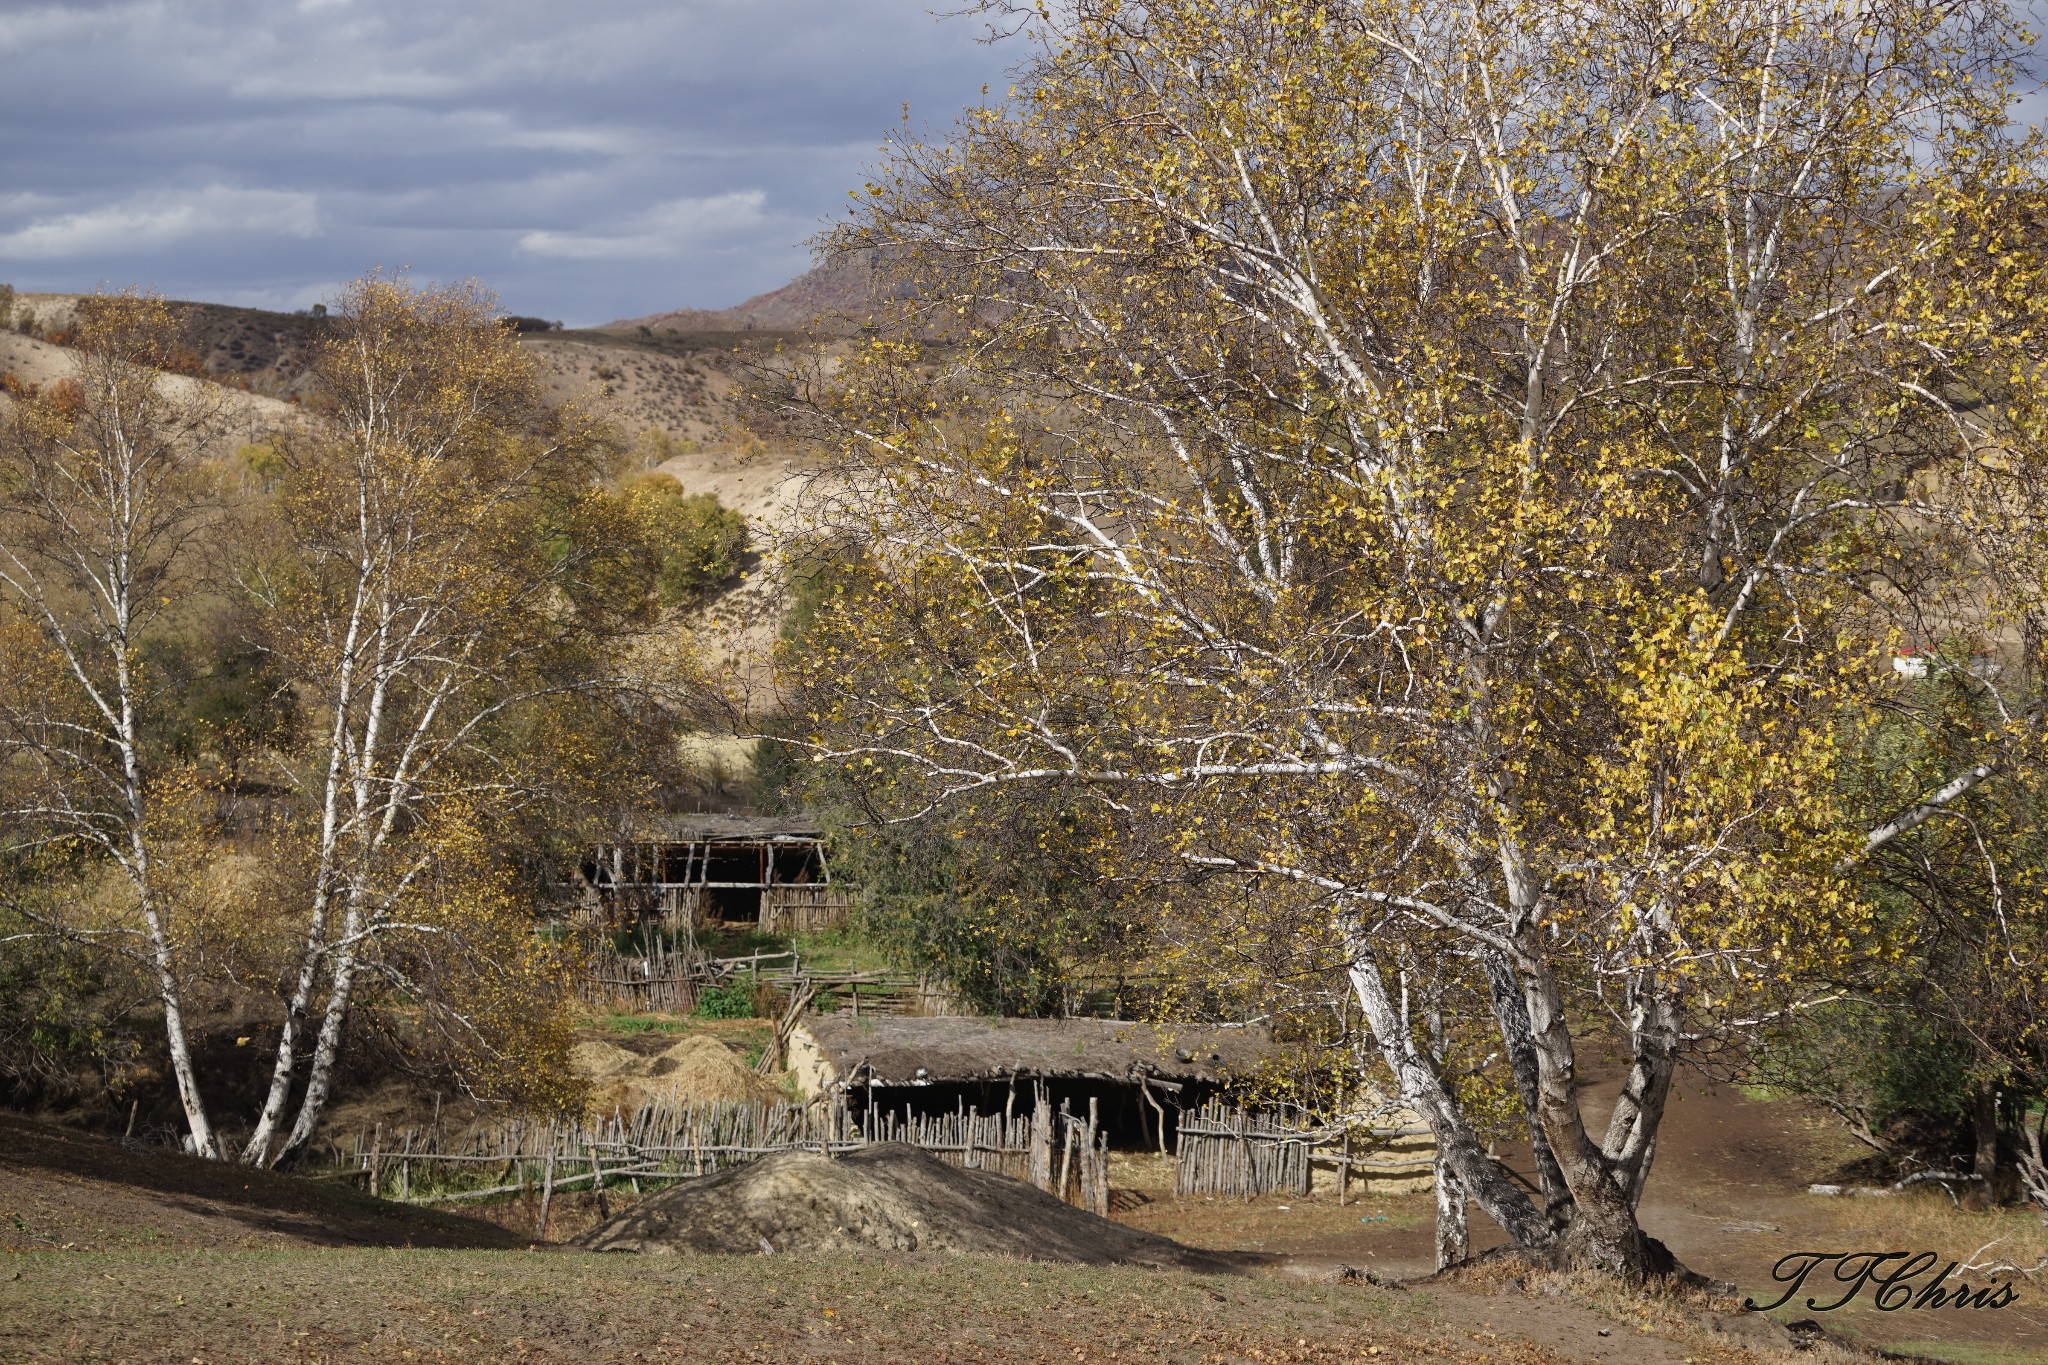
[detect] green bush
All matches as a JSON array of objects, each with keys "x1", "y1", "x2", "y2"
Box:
[
  {"x1": 543, "y1": 474, "x2": 747, "y2": 622},
  {"x1": 692, "y1": 981, "x2": 755, "y2": 1019},
  {"x1": 626, "y1": 474, "x2": 747, "y2": 606}
]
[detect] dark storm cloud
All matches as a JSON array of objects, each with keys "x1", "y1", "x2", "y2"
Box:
[{"x1": 0, "y1": 1, "x2": 1016, "y2": 321}]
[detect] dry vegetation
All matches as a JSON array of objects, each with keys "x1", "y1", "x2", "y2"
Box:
[
  {"x1": 9, "y1": 1065, "x2": 2048, "y2": 1362},
  {"x1": 0, "y1": 1248, "x2": 1552, "y2": 1365}
]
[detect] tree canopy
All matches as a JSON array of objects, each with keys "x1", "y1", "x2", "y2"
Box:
[
  {"x1": 783, "y1": 0, "x2": 2048, "y2": 1275},
  {"x1": 1, "y1": 280, "x2": 723, "y2": 1162}
]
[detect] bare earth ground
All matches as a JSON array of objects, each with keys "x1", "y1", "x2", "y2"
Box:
[
  {"x1": 1, "y1": 1246, "x2": 1591, "y2": 1365},
  {"x1": 1110, "y1": 1077, "x2": 2047, "y2": 1365},
  {"x1": 0, "y1": 1113, "x2": 522, "y2": 1254},
  {"x1": 10, "y1": 1080, "x2": 2038, "y2": 1365}
]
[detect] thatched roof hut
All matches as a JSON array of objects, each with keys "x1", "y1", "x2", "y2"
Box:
[{"x1": 788, "y1": 1016, "x2": 1272, "y2": 1099}]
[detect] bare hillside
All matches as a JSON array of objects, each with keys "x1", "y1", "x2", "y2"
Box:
[
  {"x1": 607, "y1": 249, "x2": 909, "y2": 335},
  {"x1": 518, "y1": 329, "x2": 764, "y2": 445},
  {"x1": 5, "y1": 292, "x2": 327, "y2": 399}
]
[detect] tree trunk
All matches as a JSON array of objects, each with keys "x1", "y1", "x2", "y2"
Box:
[
  {"x1": 272, "y1": 909, "x2": 367, "y2": 1167},
  {"x1": 1601, "y1": 985, "x2": 1680, "y2": 1208},
  {"x1": 146, "y1": 914, "x2": 218, "y2": 1160},
  {"x1": 1434, "y1": 1153, "x2": 1469, "y2": 1270},
  {"x1": 1514, "y1": 936, "x2": 1664, "y2": 1279},
  {"x1": 243, "y1": 619, "x2": 366, "y2": 1165},
  {"x1": 1479, "y1": 946, "x2": 1571, "y2": 1222},
  {"x1": 1973, "y1": 1081, "x2": 2001, "y2": 1189},
  {"x1": 1427, "y1": 982, "x2": 1472, "y2": 1268},
  {"x1": 242, "y1": 872, "x2": 343, "y2": 1164},
  {"x1": 1341, "y1": 925, "x2": 1553, "y2": 1250}
]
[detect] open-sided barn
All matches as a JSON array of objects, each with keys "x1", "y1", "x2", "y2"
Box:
[
  {"x1": 788, "y1": 1015, "x2": 1275, "y2": 1151},
  {"x1": 578, "y1": 813, "x2": 853, "y2": 933}
]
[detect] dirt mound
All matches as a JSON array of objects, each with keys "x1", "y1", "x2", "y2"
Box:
[
  {"x1": 574, "y1": 1141, "x2": 1235, "y2": 1270},
  {"x1": 574, "y1": 1034, "x2": 782, "y2": 1113},
  {"x1": 0, "y1": 1112, "x2": 520, "y2": 1252}
]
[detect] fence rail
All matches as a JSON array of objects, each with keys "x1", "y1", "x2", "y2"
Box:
[{"x1": 576, "y1": 938, "x2": 956, "y2": 1018}]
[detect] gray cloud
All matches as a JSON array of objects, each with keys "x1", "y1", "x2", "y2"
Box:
[{"x1": 0, "y1": 0, "x2": 1015, "y2": 322}]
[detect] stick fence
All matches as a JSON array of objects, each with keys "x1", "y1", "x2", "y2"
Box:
[
  {"x1": 328, "y1": 1090, "x2": 1109, "y2": 1227},
  {"x1": 575, "y1": 940, "x2": 955, "y2": 1018},
  {"x1": 1174, "y1": 1100, "x2": 1438, "y2": 1200}
]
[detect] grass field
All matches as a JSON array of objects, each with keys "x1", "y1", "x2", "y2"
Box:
[{"x1": 0, "y1": 1247, "x2": 1511, "y2": 1365}]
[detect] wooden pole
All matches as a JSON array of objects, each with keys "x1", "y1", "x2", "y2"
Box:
[
  {"x1": 1029, "y1": 1087, "x2": 1053, "y2": 1192},
  {"x1": 1086, "y1": 1096, "x2": 1105, "y2": 1217},
  {"x1": 537, "y1": 1125, "x2": 558, "y2": 1241},
  {"x1": 1057, "y1": 1099, "x2": 1075, "y2": 1204}
]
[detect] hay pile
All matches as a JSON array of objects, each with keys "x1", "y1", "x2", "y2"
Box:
[
  {"x1": 573, "y1": 1142, "x2": 1233, "y2": 1271},
  {"x1": 572, "y1": 1035, "x2": 783, "y2": 1114}
]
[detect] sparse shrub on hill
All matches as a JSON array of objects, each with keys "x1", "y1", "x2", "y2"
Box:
[
  {"x1": 235, "y1": 436, "x2": 287, "y2": 488},
  {"x1": 628, "y1": 474, "x2": 747, "y2": 606},
  {"x1": 629, "y1": 426, "x2": 695, "y2": 469}
]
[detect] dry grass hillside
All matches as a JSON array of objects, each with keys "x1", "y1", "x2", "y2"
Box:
[
  {"x1": 0, "y1": 302, "x2": 300, "y2": 455},
  {"x1": 0, "y1": 287, "x2": 832, "y2": 717},
  {"x1": 519, "y1": 326, "x2": 795, "y2": 448}
]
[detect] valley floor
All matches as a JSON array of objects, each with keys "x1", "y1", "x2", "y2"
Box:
[{"x1": 5, "y1": 1079, "x2": 2046, "y2": 1363}]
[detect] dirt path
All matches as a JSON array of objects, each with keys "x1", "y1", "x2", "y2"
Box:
[
  {"x1": 1115, "y1": 1076, "x2": 2046, "y2": 1364},
  {"x1": 1637, "y1": 1083, "x2": 2045, "y2": 1362}
]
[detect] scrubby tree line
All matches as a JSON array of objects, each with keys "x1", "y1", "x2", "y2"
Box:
[
  {"x1": 772, "y1": 0, "x2": 2048, "y2": 1279},
  {"x1": 0, "y1": 280, "x2": 738, "y2": 1163}
]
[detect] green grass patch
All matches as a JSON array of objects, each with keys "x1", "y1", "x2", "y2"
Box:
[
  {"x1": 692, "y1": 924, "x2": 790, "y2": 958},
  {"x1": 787, "y1": 925, "x2": 895, "y2": 975},
  {"x1": 597, "y1": 1013, "x2": 695, "y2": 1035},
  {"x1": 692, "y1": 981, "x2": 756, "y2": 1019}
]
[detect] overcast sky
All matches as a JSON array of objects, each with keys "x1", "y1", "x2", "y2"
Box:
[
  {"x1": 0, "y1": 1, "x2": 1015, "y2": 324},
  {"x1": 4, "y1": 5, "x2": 2044, "y2": 327}
]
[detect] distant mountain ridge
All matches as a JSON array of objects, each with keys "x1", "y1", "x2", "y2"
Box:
[{"x1": 607, "y1": 250, "x2": 908, "y2": 335}]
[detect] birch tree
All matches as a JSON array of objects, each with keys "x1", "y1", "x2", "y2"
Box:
[
  {"x1": 0, "y1": 294, "x2": 228, "y2": 1155},
  {"x1": 238, "y1": 277, "x2": 601, "y2": 1166},
  {"x1": 786, "y1": 0, "x2": 2048, "y2": 1277}
]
